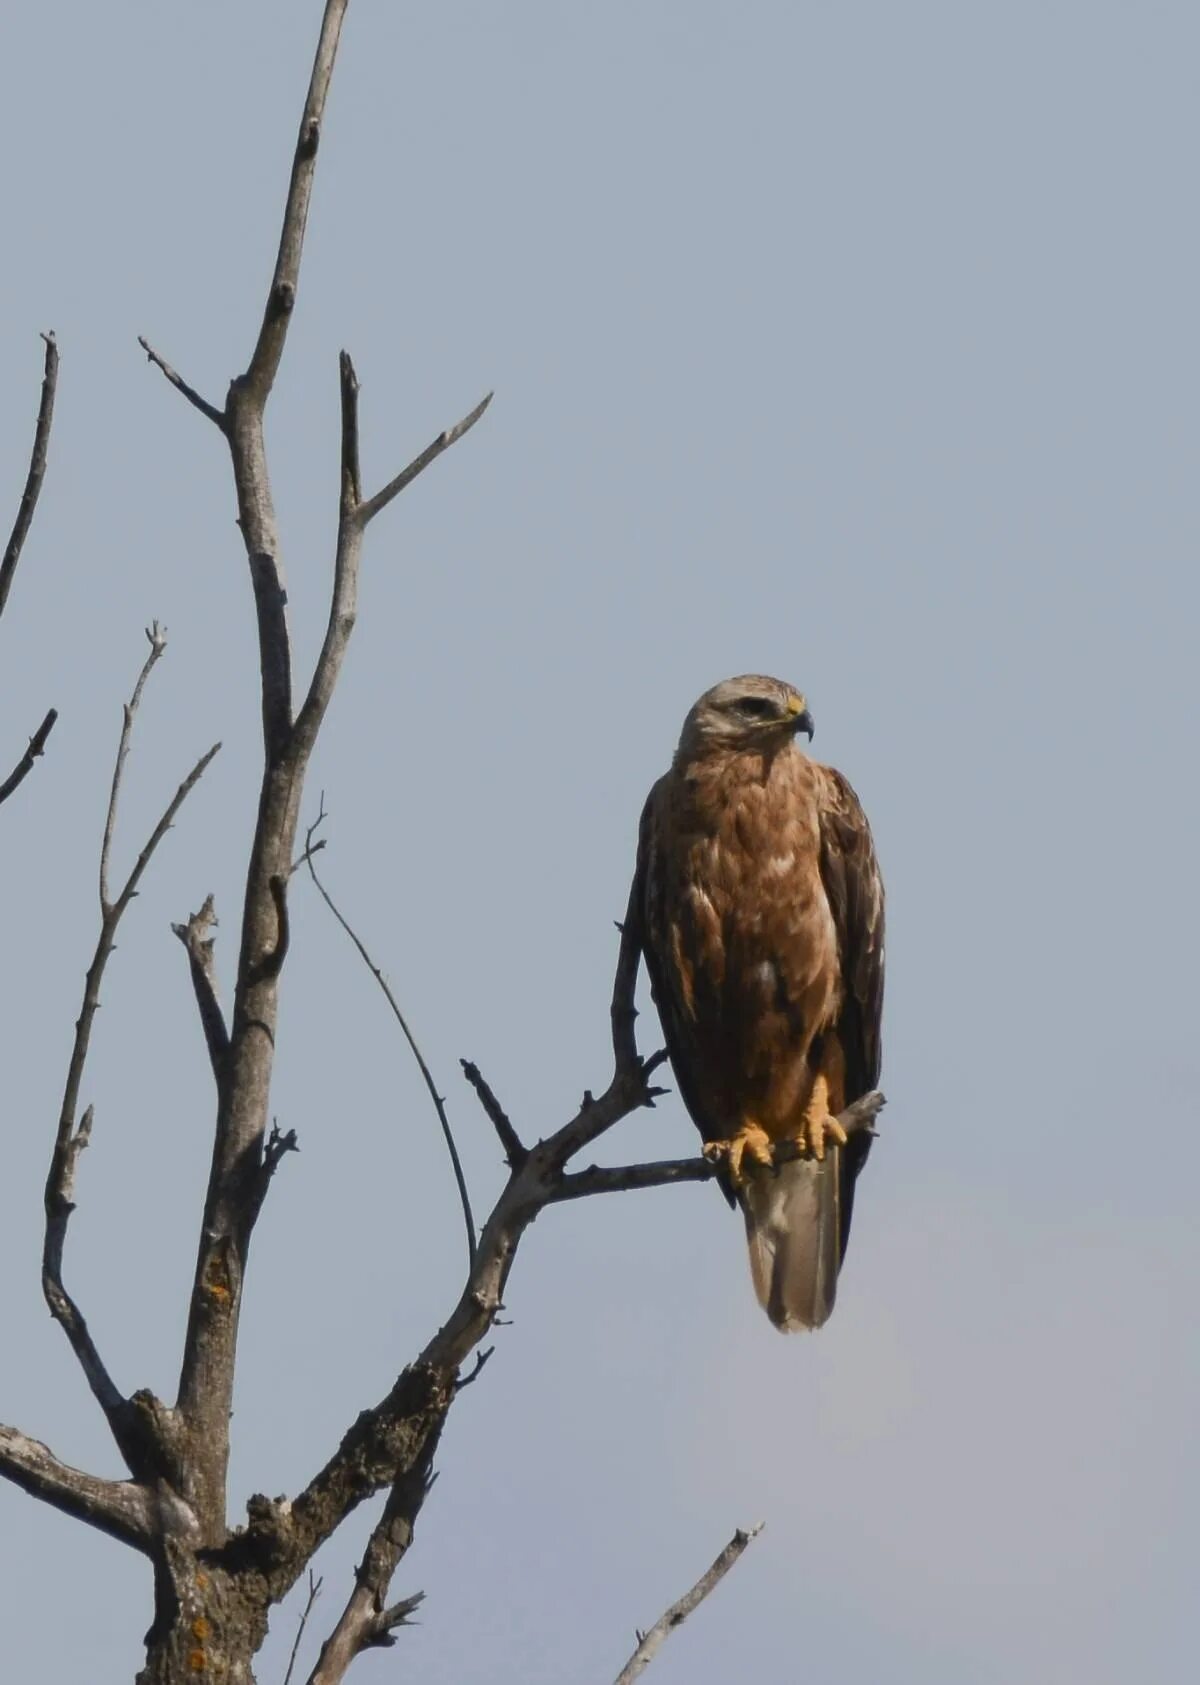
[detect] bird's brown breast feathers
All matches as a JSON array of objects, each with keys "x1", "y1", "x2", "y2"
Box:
[{"x1": 643, "y1": 743, "x2": 845, "y2": 1141}]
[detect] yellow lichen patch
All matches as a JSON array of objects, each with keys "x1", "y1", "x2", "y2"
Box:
[
  {"x1": 195, "y1": 1573, "x2": 209, "y2": 1591},
  {"x1": 191, "y1": 1618, "x2": 210, "y2": 1642},
  {"x1": 204, "y1": 1260, "x2": 231, "y2": 1304},
  {"x1": 188, "y1": 1649, "x2": 206, "y2": 1672}
]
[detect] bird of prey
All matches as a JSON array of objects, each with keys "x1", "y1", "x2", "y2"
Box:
[{"x1": 634, "y1": 675, "x2": 884, "y2": 1330}]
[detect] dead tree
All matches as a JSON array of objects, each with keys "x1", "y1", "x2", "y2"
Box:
[{"x1": 0, "y1": 6, "x2": 882, "y2": 1681}]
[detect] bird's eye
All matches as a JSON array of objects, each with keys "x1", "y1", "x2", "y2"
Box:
[{"x1": 738, "y1": 696, "x2": 777, "y2": 718}]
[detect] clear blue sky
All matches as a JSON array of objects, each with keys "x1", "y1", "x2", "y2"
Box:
[{"x1": 2, "y1": 3, "x2": 1196, "y2": 1681}]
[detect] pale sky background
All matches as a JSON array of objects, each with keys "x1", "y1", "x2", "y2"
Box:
[{"x1": 2, "y1": 3, "x2": 1197, "y2": 1681}]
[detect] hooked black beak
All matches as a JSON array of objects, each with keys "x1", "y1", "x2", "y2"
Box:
[{"x1": 793, "y1": 707, "x2": 814, "y2": 741}]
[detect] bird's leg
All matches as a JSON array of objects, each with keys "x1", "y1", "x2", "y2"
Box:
[
  {"x1": 704, "y1": 1118, "x2": 774, "y2": 1187},
  {"x1": 795, "y1": 1072, "x2": 847, "y2": 1162}
]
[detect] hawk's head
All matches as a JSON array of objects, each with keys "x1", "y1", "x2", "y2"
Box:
[{"x1": 677, "y1": 673, "x2": 814, "y2": 756}]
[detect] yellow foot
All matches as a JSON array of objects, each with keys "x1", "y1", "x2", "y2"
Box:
[
  {"x1": 797, "y1": 1109, "x2": 848, "y2": 1163},
  {"x1": 704, "y1": 1121, "x2": 774, "y2": 1187}
]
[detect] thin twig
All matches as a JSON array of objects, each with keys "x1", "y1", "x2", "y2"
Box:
[
  {"x1": 301, "y1": 807, "x2": 476, "y2": 1269},
  {"x1": 100, "y1": 621, "x2": 167, "y2": 915},
  {"x1": 358, "y1": 392, "x2": 493, "y2": 526},
  {"x1": 0, "y1": 706, "x2": 58, "y2": 808},
  {"x1": 1, "y1": 331, "x2": 59, "y2": 620},
  {"x1": 459, "y1": 1058, "x2": 526, "y2": 1168},
  {"x1": 613, "y1": 1524, "x2": 764, "y2": 1684},
  {"x1": 282, "y1": 1571, "x2": 323, "y2": 1685},
  {"x1": 136, "y1": 337, "x2": 226, "y2": 430}
]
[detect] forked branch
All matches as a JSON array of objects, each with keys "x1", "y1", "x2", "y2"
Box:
[
  {"x1": 304, "y1": 1429, "x2": 439, "y2": 1685},
  {"x1": 45, "y1": 629, "x2": 218, "y2": 1470}
]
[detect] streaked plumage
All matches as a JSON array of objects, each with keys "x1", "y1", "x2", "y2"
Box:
[{"x1": 634, "y1": 675, "x2": 884, "y2": 1330}]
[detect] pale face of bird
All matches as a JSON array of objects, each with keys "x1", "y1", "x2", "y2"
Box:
[{"x1": 676, "y1": 673, "x2": 815, "y2": 757}]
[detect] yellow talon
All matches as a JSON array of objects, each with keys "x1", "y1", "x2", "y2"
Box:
[
  {"x1": 795, "y1": 1072, "x2": 848, "y2": 1162},
  {"x1": 706, "y1": 1120, "x2": 774, "y2": 1187}
]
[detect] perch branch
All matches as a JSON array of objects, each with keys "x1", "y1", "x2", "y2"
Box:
[
  {"x1": 613, "y1": 1524, "x2": 765, "y2": 1684},
  {"x1": 253, "y1": 896, "x2": 749, "y2": 1622},
  {"x1": 172, "y1": 895, "x2": 230, "y2": 1080},
  {"x1": 136, "y1": 336, "x2": 225, "y2": 430},
  {"x1": 0, "y1": 706, "x2": 58, "y2": 808},
  {"x1": 301, "y1": 807, "x2": 476, "y2": 1269},
  {"x1": 1, "y1": 331, "x2": 59, "y2": 620},
  {"x1": 356, "y1": 390, "x2": 493, "y2": 526},
  {"x1": 555, "y1": 1091, "x2": 886, "y2": 1202},
  {"x1": 0, "y1": 1423, "x2": 156, "y2": 1553}
]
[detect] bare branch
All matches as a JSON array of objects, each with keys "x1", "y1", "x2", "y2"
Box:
[
  {"x1": 460, "y1": 1058, "x2": 526, "y2": 1168},
  {"x1": 302, "y1": 808, "x2": 476, "y2": 1269},
  {"x1": 613, "y1": 1524, "x2": 764, "y2": 1684},
  {"x1": 172, "y1": 894, "x2": 230, "y2": 1081},
  {"x1": 100, "y1": 621, "x2": 167, "y2": 915},
  {"x1": 244, "y1": 0, "x2": 350, "y2": 401},
  {"x1": 45, "y1": 634, "x2": 218, "y2": 1462},
  {"x1": 0, "y1": 705, "x2": 58, "y2": 808},
  {"x1": 283, "y1": 1572, "x2": 323, "y2": 1685},
  {"x1": 136, "y1": 336, "x2": 225, "y2": 430},
  {"x1": 1, "y1": 331, "x2": 58, "y2": 620},
  {"x1": 357, "y1": 391, "x2": 493, "y2": 527},
  {"x1": 0, "y1": 1422, "x2": 155, "y2": 1553}
]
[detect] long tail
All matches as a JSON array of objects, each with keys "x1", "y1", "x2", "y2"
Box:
[{"x1": 738, "y1": 1152, "x2": 842, "y2": 1331}]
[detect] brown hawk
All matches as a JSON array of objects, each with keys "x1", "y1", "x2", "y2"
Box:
[{"x1": 634, "y1": 675, "x2": 885, "y2": 1330}]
